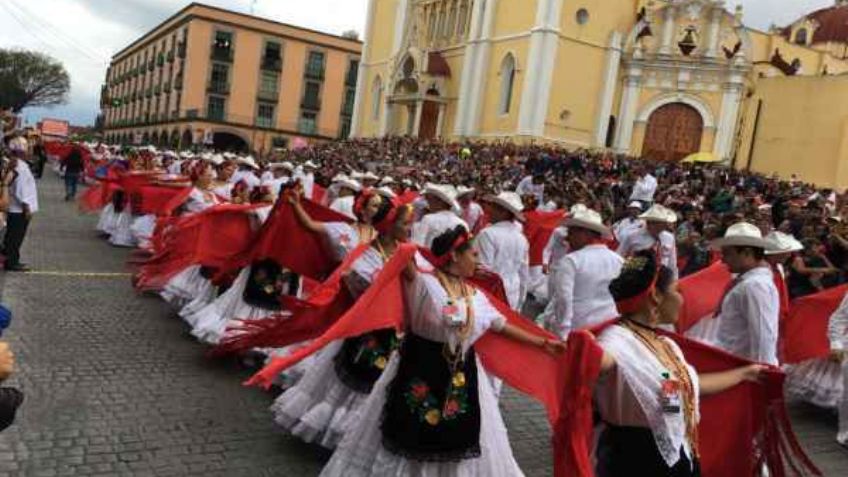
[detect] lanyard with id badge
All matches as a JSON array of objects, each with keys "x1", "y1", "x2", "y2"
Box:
[{"x1": 660, "y1": 371, "x2": 682, "y2": 414}]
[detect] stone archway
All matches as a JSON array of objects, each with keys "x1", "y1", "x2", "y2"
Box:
[
  {"x1": 212, "y1": 131, "x2": 249, "y2": 153},
  {"x1": 642, "y1": 103, "x2": 703, "y2": 162}
]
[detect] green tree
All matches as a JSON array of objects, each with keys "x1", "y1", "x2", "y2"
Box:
[{"x1": 0, "y1": 48, "x2": 70, "y2": 112}]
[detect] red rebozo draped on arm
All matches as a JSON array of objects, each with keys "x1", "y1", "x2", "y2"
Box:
[
  {"x1": 79, "y1": 166, "x2": 123, "y2": 213},
  {"x1": 134, "y1": 204, "x2": 261, "y2": 291},
  {"x1": 662, "y1": 332, "x2": 820, "y2": 477},
  {"x1": 675, "y1": 261, "x2": 732, "y2": 333},
  {"x1": 783, "y1": 283, "x2": 848, "y2": 364},
  {"x1": 134, "y1": 185, "x2": 193, "y2": 216},
  {"x1": 523, "y1": 209, "x2": 567, "y2": 267},
  {"x1": 239, "y1": 244, "x2": 606, "y2": 477}
]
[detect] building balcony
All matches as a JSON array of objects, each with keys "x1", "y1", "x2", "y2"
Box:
[
  {"x1": 207, "y1": 81, "x2": 230, "y2": 95},
  {"x1": 167, "y1": 50, "x2": 175, "y2": 63},
  {"x1": 157, "y1": 54, "x2": 165, "y2": 67},
  {"x1": 145, "y1": 88, "x2": 152, "y2": 98},
  {"x1": 261, "y1": 56, "x2": 282, "y2": 71},
  {"x1": 210, "y1": 46, "x2": 233, "y2": 63},
  {"x1": 345, "y1": 70, "x2": 358, "y2": 87},
  {"x1": 205, "y1": 109, "x2": 226, "y2": 122},
  {"x1": 177, "y1": 42, "x2": 186, "y2": 58},
  {"x1": 255, "y1": 117, "x2": 274, "y2": 128},
  {"x1": 163, "y1": 81, "x2": 171, "y2": 93},
  {"x1": 148, "y1": 61, "x2": 155, "y2": 71},
  {"x1": 154, "y1": 85, "x2": 161, "y2": 95},
  {"x1": 174, "y1": 73, "x2": 183, "y2": 90},
  {"x1": 304, "y1": 67, "x2": 325, "y2": 81},
  {"x1": 257, "y1": 89, "x2": 279, "y2": 102}
]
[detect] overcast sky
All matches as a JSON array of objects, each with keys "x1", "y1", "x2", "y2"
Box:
[{"x1": 0, "y1": 0, "x2": 834, "y2": 126}]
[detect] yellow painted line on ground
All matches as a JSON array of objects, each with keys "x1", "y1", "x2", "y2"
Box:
[{"x1": 21, "y1": 271, "x2": 132, "y2": 278}]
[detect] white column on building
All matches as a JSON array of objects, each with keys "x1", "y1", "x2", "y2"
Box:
[
  {"x1": 392, "y1": 0, "x2": 410, "y2": 55},
  {"x1": 614, "y1": 66, "x2": 643, "y2": 153},
  {"x1": 713, "y1": 73, "x2": 745, "y2": 161},
  {"x1": 464, "y1": 0, "x2": 499, "y2": 136},
  {"x1": 453, "y1": 0, "x2": 487, "y2": 136},
  {"x1": 350, "y1": 0, "x2": 378, "y2": 137},
  {"x1": 413, "y1": 100, "x2": 424, "y2": 136},
  {"x1": 705, "y1": 5, "x2": 722, "y2": 59},
  {"x1": 436, "y1": 102, "x2": 447, "y2": 137},
  {"x1": 517, "y1": 0, "x2": 564, "y2": 137},
  {"x1": 658, "y1": 5, "x2": 676, "y2": 56},
  {"x1": 593, "y1": 31, "x2": 623, "y2": 147},
  {"x1": 381, "y1": 102, "x2": 393, "y2": 136}
]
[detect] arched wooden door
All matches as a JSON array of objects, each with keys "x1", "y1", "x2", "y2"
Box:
[
  {"x1": 419, "y1": 101, "x2": 440, "y2": 139},
  {"x1": 642, "y1": 103, "x2": 704, "y2": 162}
]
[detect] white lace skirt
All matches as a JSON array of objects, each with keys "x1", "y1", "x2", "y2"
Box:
[
  {"x1": 185, "y1": 268, "x2": 276, "y2": 344},
  {"x1": 270, "y1": 341, "x2": 369, "y2": 449},
  {"x1": 96, "y1": 203, "x2": 117, "y2": 235},
  {"x1": 683, "y1": 315, "x2": 720, "y2": 346},
  {"x1": 109, "y1": 210, "x2": 137, "y2": 247},
  {"x1": 130, "y1": 214, "x2": 157, "y2": 250},
  {"x1": 160, "y1": 265, "x2": 215, "y2": 312},
  {"x1": 318, "y1": 354, "x2": 524, "y2": 477},
  {"x1": 784, "y1": 358, "x2": 844, "y2": 409}
]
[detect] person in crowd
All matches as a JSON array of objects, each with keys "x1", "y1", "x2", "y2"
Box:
[
  {"x1": 545, "y1": 206, "x2": 623, "y2": 339},
  {"x1": 31, "y1": 137, "x2": 47, "y2": 179},
  {"x1": 594, "y1": 251, "x2": 765, "y2": 477},
  {"x1": 515, "y1": 172, "x2": 545, "y2": 207},
  {"x1": 613, "y1": 201, "x2": 644, "y2": 245},
  {"x1": 476, "y1": 192, "x2": 529, "y2": 311},
  {"x1": 457, "y1": 186, "x2": 484, "y2": 234},
  {"x1": 412, "y1": 184, "x2": 467, "y2": 249},
  {"x1": 3, "y1": 150, "x2": 38, "y2": 272},
  {"x1": 61, "y1": 145, "x2": 85, "y2": 201},
  {"x1": 617, "y1": 204, "x2": 679, "y2": 279},
  {"x1": 711, "y1": 222, "x2": 780, "y2": 365},
  {"x1": 0, "y1": 341, "x2": 22, "y2": 432},
  {"x1": 628, "y1": 166, "x2": 658, "y2": 208},
  {"x1": 828, "y1": 294, "x2": 848, "y2": 447},
  {"x1": 788, "y1": 237, "x2": 841, "y2": 298}
]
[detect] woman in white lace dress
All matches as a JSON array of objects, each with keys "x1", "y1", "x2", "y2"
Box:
[
  {"x1": 593, "y1": 251, "x2": 764, "y2": 477},
  {"x1": 270, "y1": 198, "x2": 414, "y2": 449},
  {"x1": 320, "y1": 226, "x2": 566, "y2": 476}
]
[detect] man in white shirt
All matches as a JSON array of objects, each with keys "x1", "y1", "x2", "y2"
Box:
[
  {"x1": 475, "y1": 192, "x2": 529, "y2": 311},
  {"x1": 457, "y1": 186, "x2": 484, "y2": 233},
  {"x1": 4, "y1": 153, "x2": 38, "y2": 271},
  {"x1": 328, "y1": 178, "x2": 362, "y2": 220},
  {"x1": 515, "y1": 173, "x2": 545, "y2": 207},
  {"x1": 293, "y1": 160, "x2": 318, "y2": 199},
  {"x1": 412, "y1": 184, "x2": 467, "y2": 249},
  {"x1": 617, "y1": 204, "x2": 679, "y2": 279},
  {"x1": 544, "y1": 207, "x2": 623, "y2": 339},
  {"x1": 262, "y1": 162, "x2": 294, "y2": 198},
  {"x1": 712, "y1": 222, "x2": 780, "y2": 365},
  {"x1": 613, "y1": 201, "x2": 644, "y2": 245},
  {"x1": 629, "y1": 167, "x2": 658, "y2": 206},
  {"x1": 232, "y1": 156, "x2": 261, "y2": 191}
]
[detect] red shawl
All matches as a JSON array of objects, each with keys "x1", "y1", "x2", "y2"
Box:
[
  {"x1": 675, "y1": 262, "x2": 733, "y2": 333},
  {"x1": 523, "y1": 210, "x2": 567, "y2": 266},
  {"x1": 216, "y1": 198, "x2": 353, "y2": 281},
  {"x1": 782, "y1": 283, "x2": 848, "y2": 364},
  {"x1": 134, "y1": 204, "x2": 261, "y2": 291},
  {"x1": 238, "y1": 244, "x2": 604, "y2": 477},
  {"x1": 133, "y1": 185, "x2": 192, "y2": 216}
]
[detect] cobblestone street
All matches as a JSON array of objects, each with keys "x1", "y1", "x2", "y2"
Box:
[{"x1": 0, "y1": 175, "x2": 843, "y2": 476}]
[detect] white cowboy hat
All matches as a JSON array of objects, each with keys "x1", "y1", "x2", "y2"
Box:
[
  {"x1": 361, "y1": 171, "x2": 380, "y2": 182},
  {"x1": 456, "y1": 185, "x2": 475, "y2": 198},
  {"x1": 335, "y1": 178, "x2": 362, "y2": 193},
  {"x1": 711, "y1": 222, "x2": 773, "y2": 250},
  {"x1": 627, "y1": 201, "x2": 643, "y2": 209},
  {"x1": 268, "y1": 162, "x2": 293, "y2": 171},
  {"x1": 376, "y1": 186, "x2": 396, "y2": 199},
  {"x1": 423, "y1": 184, "x2": 461, "y2": 213},
  {"x1": 332, "y1": 173, "x2": 350, "y2": 182},
  {"x1": 565, "y1": 207, "x2": 610, "y2": 236},
  {"x1": 179, "y1": 151, "x2": 194, "y2": 159},
  {"x1": 222, "y1": 152, "x2": 236, "y2": 159},
  {"x1": 640, "y1": 204, "x2": 678, "y2": 224},
  {"x1": 209, "y1": 154, "x2": 225, "y2": 166},
  {"x1": 303, "y1": 160, "x2": 319, "y2": 169},
  {"x1": 570, "y1": 203, "x2": 589, "y2": 215},
  {"x1": 350, "y1": 171, "x2": 364, "y2": 180},
  {"x1": 765, "y1": 231, "x2": 804, "y2": 255},
  {"x1": 483, "y1": 191, "x2": 525, "y2": 221},
  {"x1": 380, "y1": 176, "x2": 395, "y2": 185},
  {"x1": 237, "y1": 156, "x2": 259, "y2": 169}
]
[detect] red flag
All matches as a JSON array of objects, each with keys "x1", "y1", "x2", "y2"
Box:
[
  {"x1": 783, "y1": 284, "x2": 848, "y2": 364},
  {"x1": 524, "y1": 210, "x2": 567, "y2": 267},
  {"x1": 675, "y1": 261, "x2": 732, "y2": 333}
]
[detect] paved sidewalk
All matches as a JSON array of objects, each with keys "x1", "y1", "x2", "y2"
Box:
[{"x1": 0, "y1": 174, "x2": 843, "y2": 476}]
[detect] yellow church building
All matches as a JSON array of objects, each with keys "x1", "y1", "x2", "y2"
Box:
[{"x1": 351, "y1": 0, "x2": 848, "y2": 187}]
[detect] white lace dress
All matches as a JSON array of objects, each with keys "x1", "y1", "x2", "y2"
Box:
[
  {"x1": 96, "y1": 203, "x2": 118, "y2": 235},
  {"x1": 318, "y1": 272, "x2": 523, "y2": 477},
  {"x1": 130, "y1": 214, "x2": 158, "y2": 249},
  {"x1": 109, "y1": 208, "x2": 136, "y2": 247},
  {"x1": 270, "y1": 248, "x2": 385, "y2": 449}
]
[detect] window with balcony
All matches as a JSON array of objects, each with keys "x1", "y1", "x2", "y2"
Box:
[
  {"x1": 256, "y1": 103, "x2": 275, "y2": 128},
  {"x1": 345, "y1": 59, "x2": 359, "y2": 87},
  {"x1": 262, "y1": 41, "x2": 282, "y2": 71},
  {"x1": 341, "y1": 87, "x2": 355, "y2": 117},
  {"x1": 212, "y1": 30, "x2": 233, "y2": 62},
  {"x1": 298, "y1": 111, "x2": 317, "y2": 135},
  {"x1": 301, "y1": 81, "x2": 321, "y2": 110},
  {"x1": 258, "y1": 70, "x2": 279, "y2": 101},
  {"x1": 207, "y1": 96, "x2": 226, "y2": 121},
  {"x1": 338, "y1": 116, "x2": 352, "y2": 139},
  {"x1": 305, "y1": 51, "x2": 325, "y2": 80},
  {"x1": 208, "y1": 63, "x2": 229, "y2": 94}
]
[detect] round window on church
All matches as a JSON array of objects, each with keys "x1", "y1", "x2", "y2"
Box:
[{"x1": 576, "y1": 8, "x2": 590, "y2": 25}]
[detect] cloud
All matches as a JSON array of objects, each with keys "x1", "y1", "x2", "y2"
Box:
[{"x1": 0, "y1": 0, "x2": 840, "y2": 127}]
